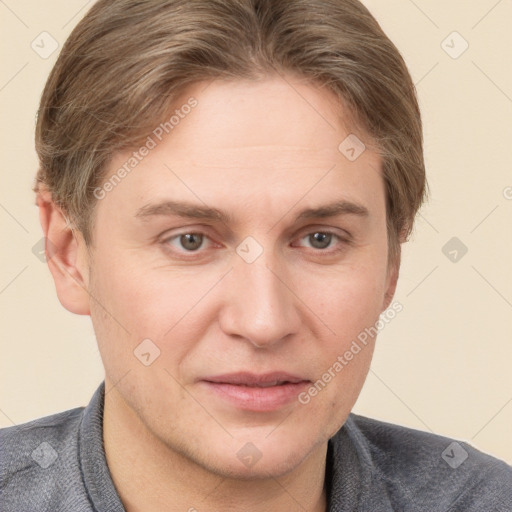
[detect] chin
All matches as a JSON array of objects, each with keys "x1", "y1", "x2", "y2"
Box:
[
  {"x1": 204, "y1": 447, "x2": 312, "y2": 481},
  {"x1": 190, "y1": 427, "x2": 325, "y2": 481}
]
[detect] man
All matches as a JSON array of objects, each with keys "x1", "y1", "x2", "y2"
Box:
[{"x1": 1, "y1": 0, "x2": 511, "y2": 510}]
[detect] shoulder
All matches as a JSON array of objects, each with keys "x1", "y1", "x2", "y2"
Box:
[
  {"x1": 0, "y1": 407, "x2": 90, "y2": 511},
  {"x1": 338, "y1": 413, "x2": 512, "y2": 511},
  {"x1": 1, "y1": 406, "x2": 85, "y2": 474}
]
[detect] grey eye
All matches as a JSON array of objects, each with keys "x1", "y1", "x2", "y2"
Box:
[
  {"x1": 307, "y1": 232, "x2": 334, "y2": 249},
  {"x1": 178, "y1": 233, "x2": 204, "y2": 251}
]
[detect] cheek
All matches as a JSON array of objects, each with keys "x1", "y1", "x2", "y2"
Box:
[
  {"x1": 312, "y1": 262, "x2": 387, "y2": 336},
  {"x1": 296, "y1": 264, "x2": 385, "y2": 428},
  {"x1": 88, "y1": 248, "x2": 219, "y2": 378},
  {"x1": 315, "y1": 276, "x2": 380, "y2": 382},
  {"x1": 91, "y1": 245, "x2": 203, "y2": 331}
]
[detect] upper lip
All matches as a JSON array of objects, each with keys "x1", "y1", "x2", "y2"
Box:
[{"x1": 202, "y1": 371, "x2": 309, "y2": 387}]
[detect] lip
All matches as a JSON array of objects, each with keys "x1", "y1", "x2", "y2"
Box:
[{"x1": 200, "y1": 372, "x2": 310, "y2": 412}]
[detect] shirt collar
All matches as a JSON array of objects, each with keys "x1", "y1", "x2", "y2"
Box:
[{"x1": 78, "y1": 381, "x2": 125, "y2": 512}]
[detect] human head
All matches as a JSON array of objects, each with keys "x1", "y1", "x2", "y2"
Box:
[
  {"x1": 34, "y1": 0, "x2": 427, "y2": 484},
  {"x1": 34, "y1": 0, "x2": 427, "y2": 267}
]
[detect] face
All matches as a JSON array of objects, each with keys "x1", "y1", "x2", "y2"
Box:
[{"x1": 82, "y1": 75, "x2": 397, "y2": 478}]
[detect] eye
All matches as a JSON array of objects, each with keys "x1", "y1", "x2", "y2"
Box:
[
  {"x1": 161, "y1": 228, "x2": 350, "y2": 258},
  {"x1": 164, "y1": 232, "x2": 211, "y2": 252},
  {"x1": 295, "y1": 230, "x2": 347, "y2": 251}
]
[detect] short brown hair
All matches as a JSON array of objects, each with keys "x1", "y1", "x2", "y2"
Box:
[{"x1": 34, "y1": 0, "x2": 427, "y2": 264}]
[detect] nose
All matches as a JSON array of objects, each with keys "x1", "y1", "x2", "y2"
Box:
[{"x1": 218, "y1": 246, "x2": 301, "y2": 349}]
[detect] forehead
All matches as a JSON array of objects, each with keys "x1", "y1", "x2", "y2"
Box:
[
  {"x1": 98, "y1": 76, "x2": 384, "y2": 223},
  {"x1": 168, "y1": 75, "x2": 357, "y2": 155}
]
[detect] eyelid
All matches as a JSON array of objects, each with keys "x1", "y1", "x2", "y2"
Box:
[
  {"x1": 161, "y1": 230, "x2": 217, "y2": 251},
  {"x1": 160, "y1": 225, "x2": 352, "y2": 258},
  {"x1": 296, "y1": 224, "x2": 352, "y2": 240},
  {"x1": 293, "y1": 228, "x2": 352, "y2": 252},
  {"x1": 160, "y1": 225, "x2": 351, "y2": 243}
]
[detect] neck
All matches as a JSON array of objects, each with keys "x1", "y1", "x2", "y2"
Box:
[{"x1": 103, "y1": 385, "x2": 328, "y2": 512}]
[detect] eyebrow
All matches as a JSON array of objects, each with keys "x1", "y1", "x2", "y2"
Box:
[{"x1": 135, "y1": 199, "x2": 369, "y2": 224}]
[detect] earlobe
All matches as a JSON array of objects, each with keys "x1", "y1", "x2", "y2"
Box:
[{"x1": 36, "y1": 187, "x2": 91, "y2": 315}]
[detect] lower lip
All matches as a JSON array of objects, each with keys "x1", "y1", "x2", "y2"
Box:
[{"x1": 201, "y1": 381, "x2": 310, "y2": 412}]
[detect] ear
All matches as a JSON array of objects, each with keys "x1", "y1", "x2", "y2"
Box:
[
  {"x1": 381, "y1": 249, "x2": 400, "y2": 312},
  {"x1": 36, "y1": 187, "x2": 91, "y2": 315}
]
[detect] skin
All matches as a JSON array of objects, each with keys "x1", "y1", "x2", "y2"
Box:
[{"x1": 38, "y1": 74, "x2": 399, "y2": 512}]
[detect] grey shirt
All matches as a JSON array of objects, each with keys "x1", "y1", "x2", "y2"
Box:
[{"x1": 1, "y1": 382, "x2": 511, "y2": 511}]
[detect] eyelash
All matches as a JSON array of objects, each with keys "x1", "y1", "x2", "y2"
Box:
[{"x1": 161, "y1": 229, "x2": 351, "y2": 258}]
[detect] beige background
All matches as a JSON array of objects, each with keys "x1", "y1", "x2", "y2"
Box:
[{"x1": 1, "y1": 0, "x2": 511, "y2": 464}]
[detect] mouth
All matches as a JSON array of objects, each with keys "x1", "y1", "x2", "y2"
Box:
[{"x1": 200, "y1": 372, "x2": 310, "y2": 412}]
